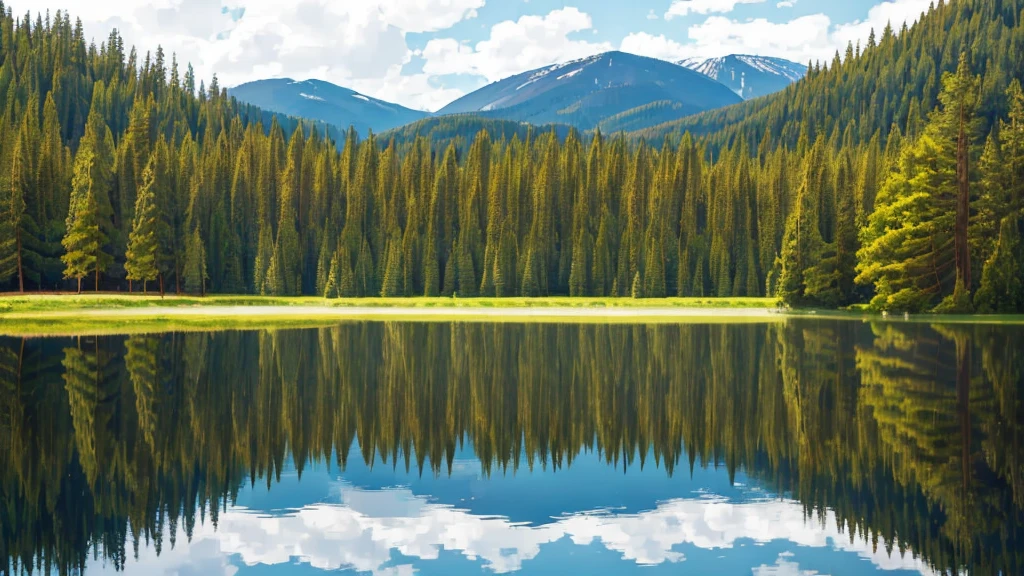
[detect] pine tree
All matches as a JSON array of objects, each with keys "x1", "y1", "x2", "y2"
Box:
[
  {"x1": 125, "y1": 160, "x2": 164, "y2": 293},
  {"x1": 857, "y1": 54, "x2": 981, "y2": 312},
  {"x1": 62, "y1": 149, "x2": 109, "y2": 293},
  {"x1": 974, "y1": 216, "x2": 1024, "y2": 313},
  {"x1": 183, "y1": 225, "x2": 208, "y2": 295}
]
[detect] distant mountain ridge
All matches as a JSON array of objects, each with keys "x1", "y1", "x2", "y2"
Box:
[
  {"x1": 228, "y1": 78, "x2": 429, "y2": 135},
  {"x1": 678, "y1": 55, "x2": 807, "y2": 100},
  {"x1": 437, "y1": 51, "x2": 743, "y2": 132}
]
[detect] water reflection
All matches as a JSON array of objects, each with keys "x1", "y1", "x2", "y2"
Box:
[{"x1": 0, "y1": 321, "x2": 1021, "y2": 575}]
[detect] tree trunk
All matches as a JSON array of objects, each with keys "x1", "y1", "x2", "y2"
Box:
[
  {"x1": 955, "y1": 102, "x2": 972, "y2": 290},
  {"x1": 143, "y1": 280, "x2": 147, "y2": 294},
  {"x1": 77, "y1": 276, "x2": 82, "y2": 294},
  {"x1": 95, "y1": 265, "x2": 100, "y2": 292},
  {"x1": 129, "y1": 279, "x2": 133, "y2": 293},
  {"x1": 175, "y1": 261, "x2": 181, "y2": 294},
  {"x1": 15, "y1": 229, "x2": 23, "y2": 293},
  {"x1": 159, "y1": 273, "x2": 165, "y2": 298}
]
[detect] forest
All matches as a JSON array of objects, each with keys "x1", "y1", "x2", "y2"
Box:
[
  {"x1": 0, "y1": 321, "x2": 1021, "y2": 574},
  {"x1": 0, "y1": 0, "x2": 1022, "y2": 312}
]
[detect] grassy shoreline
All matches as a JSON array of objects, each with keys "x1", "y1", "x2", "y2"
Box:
[
  {"x1": 1, "y1": 294, "x2": 1021, "y2": 336},
  {"x1": 0, "y1": 293, "x2": 778, "y2": 313},
  {"x1": 0, "y1": 293, "x2": 780, "y2": 335}
]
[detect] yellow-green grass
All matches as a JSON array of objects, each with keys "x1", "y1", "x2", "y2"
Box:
[
  {"x1": 3, "y1": 294, "x2": 1020, "y2": 337},
  {"x1": 0, "y1": 293, "x2": 782, "y2": 336},
  {"x1": 0, "y1": 293, "x2": 777, "y2": 313}
]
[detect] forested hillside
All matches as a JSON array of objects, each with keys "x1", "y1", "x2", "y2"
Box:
[
  {"x1": 0, "y1": 0, "x2": 1021, "y2": 312},
  {"x1": 642, "y1": 0, "x2": 1020, "y2": 152}
]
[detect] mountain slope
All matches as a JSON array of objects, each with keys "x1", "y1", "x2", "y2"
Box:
[
  {"x1": 679, "y1": 55, "x2": 806, "y2": 100},
  {"x1": 229, "y1": 78, "x2": 429, "y2": 135},
  {"x1": 437, "y1": 51, "x2": 743, "y2": 131}
]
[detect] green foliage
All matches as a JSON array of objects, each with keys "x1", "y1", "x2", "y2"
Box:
[
  {"x1": 974, "y1": 217, "x2": 1024, "y2": 313},
  {"x1": 61, "y1": 149, "x2": 109, "y2": 292},
  {"x1": 1, "y1": 0, "x2": 1023, "y2": 314},
  {"x1": 124, "y1": 160, "x2": 164, "y2": 290},
  {"x1": 183, "y1": 225, "x2": 209, "y2": 295},
  {"x1": 857, "y1": 56, "x2": 982, "y2": 312}
]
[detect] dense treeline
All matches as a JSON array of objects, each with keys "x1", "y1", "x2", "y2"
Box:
[
  {"x1": 1, "y1": 321, "x2": 1021, "y2": 574},
  {"x1": 0, "y1": 0, "x2": 1022, "y2": 312}
]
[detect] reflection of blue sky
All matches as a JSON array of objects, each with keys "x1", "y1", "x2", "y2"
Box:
[
  {"x1": 240, "y1": 441, "x2": 774, "y2": 526},
  {"x1": 90, "y1": 444, "x2": 938, "y2": 575}
]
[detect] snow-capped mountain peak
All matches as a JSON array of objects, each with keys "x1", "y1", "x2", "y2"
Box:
[{"x1": 678, "y1": 55, "x2": 807, "y2": 100}]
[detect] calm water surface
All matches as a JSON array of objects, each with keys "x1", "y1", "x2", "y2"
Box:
[{"x1": 1, "y1": 319, "x2": 1022, "y2": 575}]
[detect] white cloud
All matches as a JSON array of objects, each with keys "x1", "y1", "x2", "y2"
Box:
[
  {"x1": 620, "y1": 32, "x2": 692, "y2": 63},
  {"x1": 99, "y1": 486, "x2": 941, "y2": 576},
  {"x1": 665, "y1": 0, "x2": 767, "y2": 19},
  {"x1": 684, "y1": 14, "x2": 833, "y2": 62},
  {"x1": 647, "y1": 9, "x2": 659, "y2": 20},
  {"x1": 421, "y1": 8, "x2": 612, "y2": 83},
  {"x1": 777, "y1": 0, "x2": 798, "y2": 7},
  {"x1": 9, "y1": 0, "x2": 484, "y2": 112},
  {"x1": 831, "y1": 0, "x2": 932, "y2": 51},
  {"x1": 623, "y1": 0, "x2": 932, "y2": 65}
]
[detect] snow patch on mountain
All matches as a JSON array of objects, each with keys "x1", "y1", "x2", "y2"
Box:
[
  {"x1": 557, "y1": 68, "x2": 583, "y2": 81},
  {"x1": 300, "y1": 92, "x2": 324, "y2": 102},
  {"x1": 678, "y1": 55, "x2": 806, "y2": 100},
  {"x1": 735, "y1": 55, "x2": 805, "y2": 82}
]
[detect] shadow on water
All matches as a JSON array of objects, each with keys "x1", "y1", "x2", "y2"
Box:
[{"x1": 0, "y1": 319, "x2": 1022, "y2": 574}]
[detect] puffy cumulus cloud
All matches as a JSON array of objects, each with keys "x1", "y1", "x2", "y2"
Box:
[
  {"x1": 421, "y1": 8, "x2": 612, "y2": 83},
  {"x1": 619, "y1": 32, "x2": 692, "y2": 63},
  {"x1": 623, "y1": 0, "x2": 932, "y2": 65},
  {"x1": 9, "y1": 0, "x2": 484, "y2": 111},
  {"x1": 665, "y1": 0, "x2": 767, "y2": 19},
  {"x1": 831, "y1": 0, "x2": 933, "y2": 50},
  {"x1": 684, "y1": 14, "x2": 833, "y2": 63},
  {"x1": 108, "y1": 486, "x2": 941, "y2": 576}
]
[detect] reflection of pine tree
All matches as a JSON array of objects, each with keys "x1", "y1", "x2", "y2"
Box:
[
  {"x1": 62, "y1": 337, "x2": 116, "y2": 487},
  {"x1": 5, "y1": 322, "x2": 1024, "y2": 575},
  {"x1": 126, "y1": 336, "x2": 161, "y2": 453}
]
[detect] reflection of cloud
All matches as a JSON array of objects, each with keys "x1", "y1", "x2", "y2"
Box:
[
  {"x1": 105, "y1": 489, "x2": 940, "y2": 575},
  {"x1": 753, "y1": 552, "x2": 820, "y2": 575}
]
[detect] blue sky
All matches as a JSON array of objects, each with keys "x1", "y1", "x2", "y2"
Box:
[{"x1": 18, "y1": 0, "x2": 934, "y2": 111}]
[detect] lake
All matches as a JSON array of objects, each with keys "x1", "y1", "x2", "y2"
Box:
[{"x1": 1, "y1": 319, "x2": 1021, "y2": 575}]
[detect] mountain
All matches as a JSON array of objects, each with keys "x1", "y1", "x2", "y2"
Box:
[
  {"x1": 678, "y1": 55, "x2": 806, "y2": 100},
  {"x1": 436, "y1": 51, "x2": 743, "y2": 131},
  {"x1": 229, "y1": 78, "x2": 429, "y2": 135}
]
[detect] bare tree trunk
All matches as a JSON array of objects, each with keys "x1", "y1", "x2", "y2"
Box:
[
  {"x1": 95, "y1": 265, "x2": 100, "y2": 293},
  {"x1": 77, "y1": 276, "x2": 82, "y2": 294},
  {"x1": 955, "y1": 103, "x2": 972, "y2": 289},
  {"x1": 129, "y1": 279, "x2": 133, "y2": 293},
  {"x1": 175, "y1": 261, "x2": 181, "y2": 294},
  {"x1": 159, "y1": 273, "x2": 165, "y2": 298}
]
